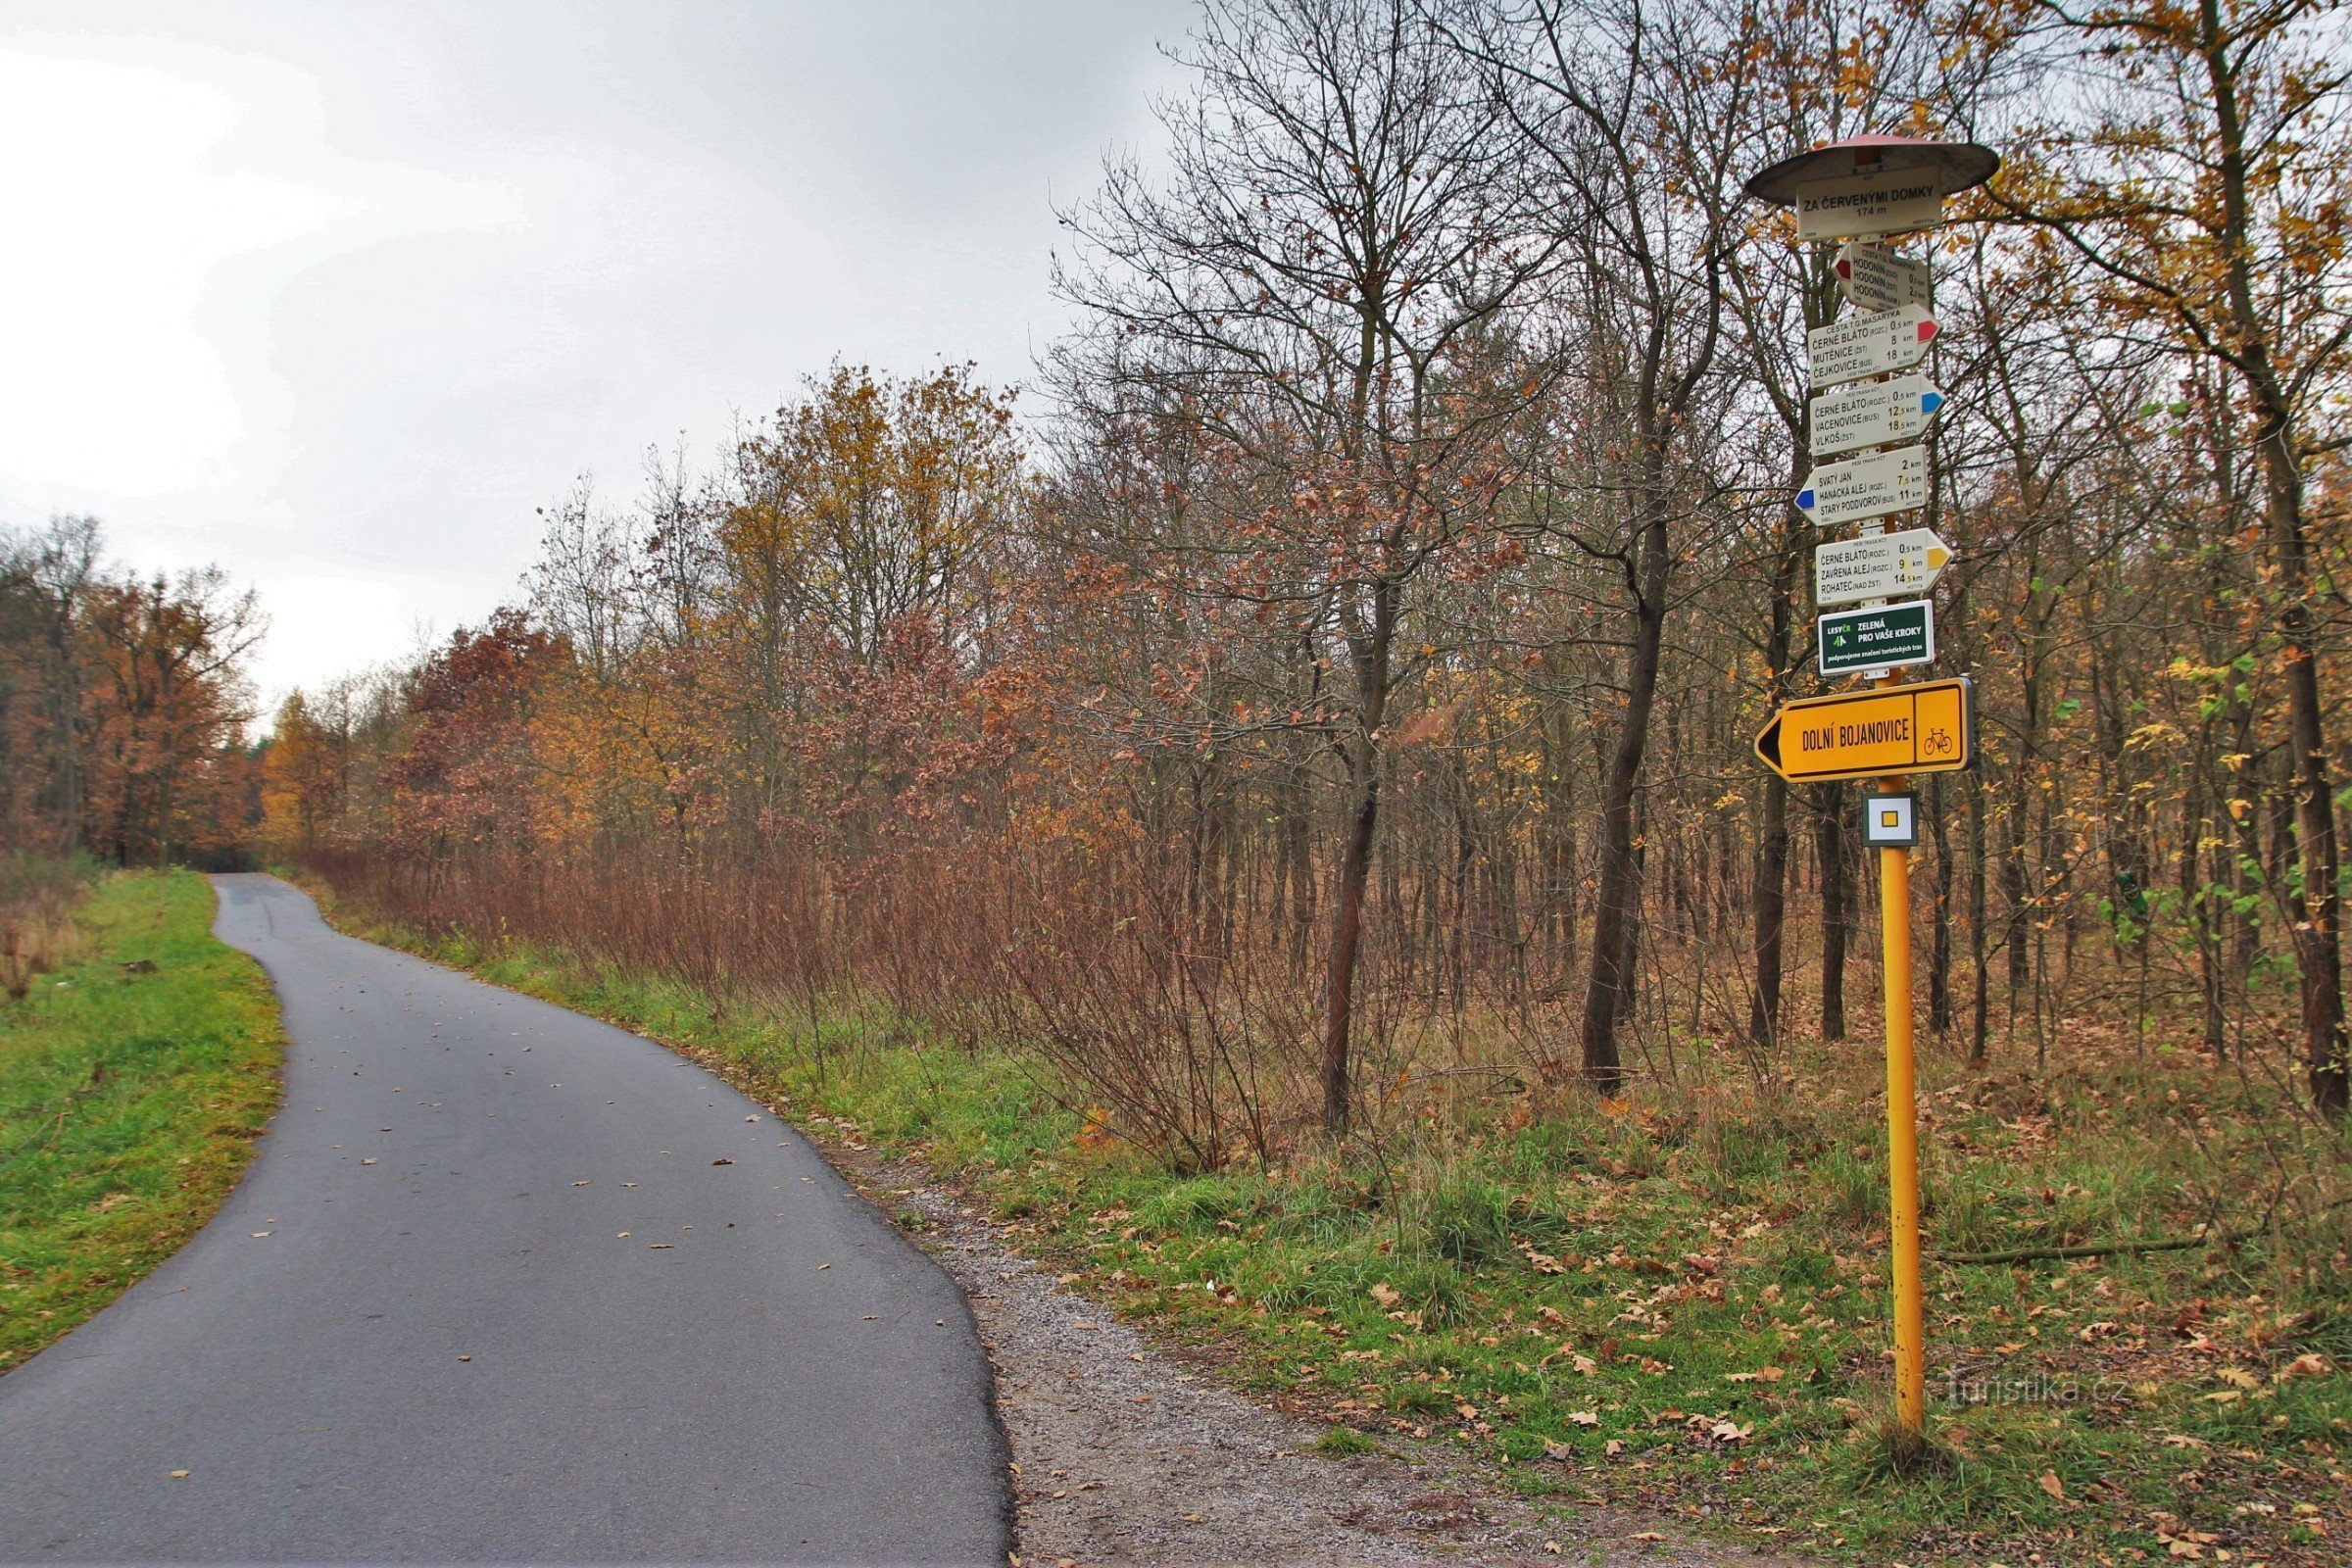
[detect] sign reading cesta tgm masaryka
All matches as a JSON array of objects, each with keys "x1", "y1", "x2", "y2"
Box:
[
  {"x1": 1818, "y1": 598, "x2": 1935, "y2": 676},
  {"x1": 1807, "y1": 305, "x2": 1937, "y2": 390}
]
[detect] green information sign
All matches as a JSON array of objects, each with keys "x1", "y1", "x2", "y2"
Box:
[{"x1": 1818, "y1": 599, "x2": 1936, "y2": 676}]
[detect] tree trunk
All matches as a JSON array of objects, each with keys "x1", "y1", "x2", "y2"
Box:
[
  {"x1": 2262, "y1": 437, "x2": 2347, "y2": 1113},
  {"x1": 2199, "y1": 0, "x2": 2345, "y2": 1113},
  {"x1": 1579, "y1": 501, "x2": 1670, "y2": 1091},
  {"x1": 1320, "y1": 575, "x2": 1396, "y2": 1137},
  {"x1": 1816, "y1": 785, "x2": 1850, "y2": 1042},
  {"x1": 1320, "y1": 738, "x2": 1379, "y2": 1136},
  {"x1": 1748, "y1": 504, "x2": 1802, "y2": 1048}
]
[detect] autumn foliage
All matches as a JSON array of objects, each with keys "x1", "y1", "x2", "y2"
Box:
[
  {"x1": 1, "y1": 517, "x2": 261, "y2": 868},
  {"x1": 265, "y1": 0, "x2": 2352, "y2": 1159}
]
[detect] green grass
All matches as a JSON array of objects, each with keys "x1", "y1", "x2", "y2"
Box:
[
  {"x1": 316, "y1": 893, "x2": 2352, "y2": 1567},
  {"x1": 0, "y1": 870, "x2": 283, "y2": 1370}
]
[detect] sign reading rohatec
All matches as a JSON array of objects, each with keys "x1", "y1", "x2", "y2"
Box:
[{"x1": 1814, "y1": 527, "x2": 1953, "y2": 608}]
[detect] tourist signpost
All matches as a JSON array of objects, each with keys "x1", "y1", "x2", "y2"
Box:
[{"x1": 1744, "y1": 134, "x2": 1999, "y2": 1451}]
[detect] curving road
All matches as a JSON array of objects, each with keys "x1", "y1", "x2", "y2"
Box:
[{"x1": 0, "y1": 874, "x2": 1010, "y2": 1566}]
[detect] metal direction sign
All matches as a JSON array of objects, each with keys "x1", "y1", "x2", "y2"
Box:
[
  {"x1": 1754, "y1": 677, "x2": 1975, "y2": 783},
  {"x1": 1838, "y1": 241, "x2": 1932, "y2": 314},
  {"x1": 1795, "y1": 166, "x2": 1945, "y2": 243},
  {"x1": 1809, "y1": 374, "x2": 1944, "y2": 458},
  {"x1": 1819, "y1": 599, "x2": 1936, "y2": 676},
  {"x1": 1814, "y1": 527, "x2": 1953, "y2": 607},
  {"x1": 1808, "y1": 305, "x2": 1937, "y2": 389},
  {"x1": 1795, "y1": 446, "x2": 1930, "y2": 527}
]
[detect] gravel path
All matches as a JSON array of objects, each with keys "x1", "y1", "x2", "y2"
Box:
[{"x1": 823, "y1": 1139, "x2": 1825, "y2": 1568}]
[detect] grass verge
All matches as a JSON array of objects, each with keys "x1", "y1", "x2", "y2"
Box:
[
  {"x1": 0, "y1": 870, "x2": 283, "y2": 1371},
  {"x1": 316, "y1": 891, "x2": 2352, "y2": 1567}
]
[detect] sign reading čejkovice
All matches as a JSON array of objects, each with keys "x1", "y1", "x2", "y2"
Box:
[{"x1": 1806, "y1": 305, "x2": 1938, "y2": 389}]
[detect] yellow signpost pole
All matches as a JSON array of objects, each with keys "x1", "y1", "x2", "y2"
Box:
[{"x1": 1880, "y1": 760, "x2": 1925, "y2": 1440}]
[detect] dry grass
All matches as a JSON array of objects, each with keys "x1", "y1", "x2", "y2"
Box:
[{"x1": 0, "y1": 854, "x2": 92, "y2": 1001}]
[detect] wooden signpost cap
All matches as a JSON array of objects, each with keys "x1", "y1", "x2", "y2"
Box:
[{"x1": 1742, "y1": 134, "x2": 2000, "y2": 207}]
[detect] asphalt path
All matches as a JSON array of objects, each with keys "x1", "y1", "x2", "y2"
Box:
[{"x1": 0, "y1": 874, "x2": 1011, "y2": 1566}]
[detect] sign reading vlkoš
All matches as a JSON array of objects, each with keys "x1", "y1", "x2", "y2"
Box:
[
  {"x1": 1809, "y1": 375, "x2": 1944, "y2": 459},
  {"x1": 1753, "y1": 677, "x2": 1974, "y2": 783},
  {"x1": 1818, "y1": 599, "x2": 1936, "y2": 676},
  {"x1": 1807, "y1": 305, "x2": 1938, "y2": 389},
  {"x1": 1837, "y1": 241, "x2": 1932, "y2": 313},
  {"x1": 1814, "y1": 527, "x2": 1952, "y2": 607},
  {"x1": 1795, "y1": 446, "x2": 1930, "y2": 527},
  {"x1": 1794, "y1": 166, "x2": 1946, "y2": 243}
]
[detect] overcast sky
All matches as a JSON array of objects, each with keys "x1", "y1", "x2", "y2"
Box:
[{"x1": 0, "y1": 0, "x2": 1194, "y2": 706}]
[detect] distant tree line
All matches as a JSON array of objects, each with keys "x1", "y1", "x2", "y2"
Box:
[{"x1": 0, "y1": 516, "x2": 262, "y2": 869}]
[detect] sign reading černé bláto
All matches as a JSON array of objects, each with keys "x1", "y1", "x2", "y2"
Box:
[{"x1": 1806, "y1": 305, "x2": 1938, "y2": 390}]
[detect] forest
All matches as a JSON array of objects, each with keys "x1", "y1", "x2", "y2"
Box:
[
  {"x1": 194, "y1": 0, "x2": 2347, "y2": 1143},
  {"x1": 9, "y1": 0, "x2": 2352, "y2": 1554}
]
